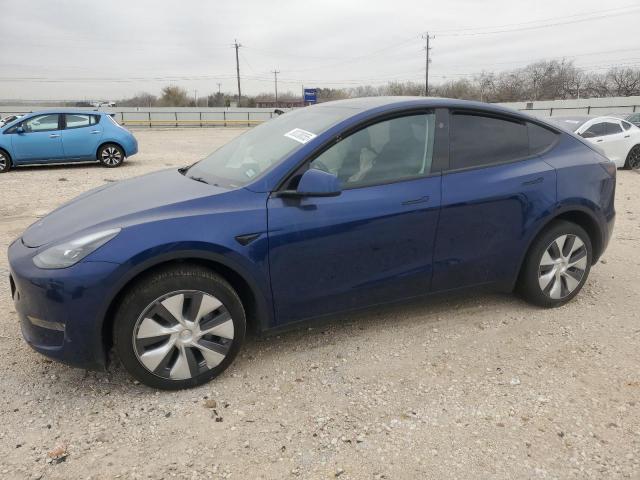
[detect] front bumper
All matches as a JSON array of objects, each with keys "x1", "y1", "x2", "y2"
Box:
[{"x1": 8, "y1": 238, "x2": 121, "y2": 371}]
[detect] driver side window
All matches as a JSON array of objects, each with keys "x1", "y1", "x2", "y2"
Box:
[
  {"x1": 309, "y1": 113, "x2": 435, "y2": 188},
  {"x1": 23, "y1": 114, "x2": 60, "y2": 133}
]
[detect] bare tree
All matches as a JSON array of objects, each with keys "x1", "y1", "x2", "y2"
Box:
[{"x1": 159, "y1": 86, "x2": 190, "y2": 107}]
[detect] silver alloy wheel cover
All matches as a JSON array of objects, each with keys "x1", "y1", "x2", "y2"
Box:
[
  {"x1": 132, "y1": 290, "x2": 234, "y2": 380},
  {"x1": 101, "y1": 146, "x2": 123, "y2": 165},
  {"x1": 538, "y1": 234, "x2": 588, "y2": 299},
  {"x1": 0, "y1": 152, "x2": 7, "y2": 170},
  {"x1": 629, "y1": 146, "x2": 640, "y2": 169}
]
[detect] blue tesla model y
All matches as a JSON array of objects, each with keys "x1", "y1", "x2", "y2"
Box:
[
  {"x1": 0, "y1": 110, "x2": 137, "y2": 172},
  {"x1": 8, "y1": 97, "x2": 616, "y2": 389}
]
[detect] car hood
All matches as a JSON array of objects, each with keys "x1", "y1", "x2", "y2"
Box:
[{"x1": 22, "y1": 169, "x2": 230, "y2": 248}]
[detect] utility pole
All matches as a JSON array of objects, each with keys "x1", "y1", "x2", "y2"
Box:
[
  {"x1": 217, "y1": 83, "x2": 222, "y2": 95},
  {"x1": 233, "y1": 39, "x2": 242, "y2": 106},
  {"x1": 422, "y1": 33, "x2": 434, "y2": 96},
  {"x1": 272, "y1": 69, "x2": 280, "y2": 107}
]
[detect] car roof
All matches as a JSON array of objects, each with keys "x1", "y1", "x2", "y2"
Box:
[
  {"x1": 316, "y1": 96, "x2": 522, "y2": 115},
  {"x1": 20, "y1": 108, "x2": 106, "y2": 115},
  {"x1": 314, "y1": 96, "x2": 561, "y2": 129}
]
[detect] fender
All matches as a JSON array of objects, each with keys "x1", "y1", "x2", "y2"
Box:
[
  {"x1": 91, "y1": 246, "x2": 275, "y2": 366},
  {"x1": 509, "y1": 201, "x2": 606, "y2": 289}
]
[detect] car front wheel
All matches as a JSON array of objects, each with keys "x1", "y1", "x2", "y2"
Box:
[
  {"x1": 518, "y1": 220, "x2": 592, "y2": 308},
  {"x1": 98, "y1": 143, "x2": 125, "y2": 168},
  {"x1": 0, "y1": 150, "x2": 11, "y2": 173},
  {"x1": 113, "y1": 265, "x2": 246, "y2": 389}
]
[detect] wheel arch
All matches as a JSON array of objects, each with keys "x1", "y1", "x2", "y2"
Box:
[
  {"x1": 513, "y1": 206, "x2": 604, "y2": 289},
  {"x1": 100, "y1": 252, "x2": 271, "y2": 366},
  {"x1": 96, "y1": 141, "x2": 125, "y2": 160}
]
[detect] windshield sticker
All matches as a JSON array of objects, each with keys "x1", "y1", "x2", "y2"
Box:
[{"x1": 284, "y1": 128, "x2": 317, "y2": 144}]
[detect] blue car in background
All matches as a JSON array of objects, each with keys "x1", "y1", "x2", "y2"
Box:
[
  {"x1": 0, "y1": 109, "x2": 138, "y2": 172},
  {"x1": 8, "y1": 97, "x2": 616, "y2": 390}
]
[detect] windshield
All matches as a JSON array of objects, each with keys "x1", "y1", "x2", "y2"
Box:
[{"x1": 186, "y1": 106, "x2": 351, "y2": 187}]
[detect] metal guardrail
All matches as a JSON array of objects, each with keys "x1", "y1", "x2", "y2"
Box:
[
  {"x1": 3, "y1": 103, "x2": 640, "y2": 126},
  {"x1": 518, "y1": 104, "x2": 639, "y2": 117},
  {"x1": 0, "y1": 108, "x2": 277, "y2": 128},
  {"x1": 119, "y1": 111, "x2": 272, "y2": 128}
]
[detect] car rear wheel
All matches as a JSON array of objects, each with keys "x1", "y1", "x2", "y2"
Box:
[
  {"x1": 98, "y1": 143, "x2": 125, "y2": 168},
  {"x1": 624, "y1": 144, "x2": 640, "y2": 170},
  {"x1": 0, "y1": 150, "x2": 11, "y2": 173},
  {"x1": 518, "y1": 220, "x2": 592, "y2": 308},
  {"x1": 113, "y1": 265, "x2": 246, "y2": 389}
]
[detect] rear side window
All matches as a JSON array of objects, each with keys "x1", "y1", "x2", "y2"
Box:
[
  {"x1": 527, "y1": 123, "x2": 558, "y2": 155},
  {"x1": 65, "y1": 114, "x2": 91, "y2": 129},
  {"x1": 451, "y1": 113, "x2": 528, "y2": 169},
  {"x1": 605, "y1": 122, "x2": 622, "y2": 135}
]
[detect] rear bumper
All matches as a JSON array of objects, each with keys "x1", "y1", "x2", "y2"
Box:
[{"x1": 8, "y1": 238, "x2": 121, "y2": 371}]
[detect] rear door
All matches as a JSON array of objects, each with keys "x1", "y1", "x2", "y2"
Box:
[
  {"x1": 603, "y1": 121, "x2": 628, "y2": 165},
  {"x1": 60, "y1": 113, "x2": 103, "y2": 159},
  {"x1": 11, "y1": 114, "x2": 64, "y2": 162},
  {"x1": 432, "y1": 111, "x2": 558, "y2": 291},
  {"x1": 580, "y1": 121, "x2": 620, "y2": 163},
  {"x1": 267, "y1": 110, "x2": 446, "y2": 325}
]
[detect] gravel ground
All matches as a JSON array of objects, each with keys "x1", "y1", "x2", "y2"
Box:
[{"x1": 0, "y1": 128, "x2": 639, "y2": 480}]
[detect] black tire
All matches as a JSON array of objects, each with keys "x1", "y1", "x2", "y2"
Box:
[
  {"x1": 624, "y1": 144, "x2": 640, "y2": 170},
  {"x1": 518, "y1": 220, "x2": 592, "y2": 308},
  {"x1": 0, "y1": 149, "x2": 11, "y2": 173},
  {"x1": 113, "y1": 265, "x2": 246, "y2": 390},
  {"x1": 98, "y1": 143, "x2": 125, "y2": 168}
]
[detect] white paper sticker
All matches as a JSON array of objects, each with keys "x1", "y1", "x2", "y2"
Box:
[{"x1": 284, "y1": 128, "x2": 317, "y2": 144}]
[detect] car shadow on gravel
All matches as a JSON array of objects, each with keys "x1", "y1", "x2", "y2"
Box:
[{"x1": 42, "y1": 289, "x2": 540, "y2": 392}]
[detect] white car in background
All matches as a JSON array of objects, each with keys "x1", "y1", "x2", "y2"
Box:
[{"x1": 549, "y1": 116, "x2": 640, "y2": 169}]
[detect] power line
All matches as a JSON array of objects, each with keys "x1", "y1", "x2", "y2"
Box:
[
  {"x1": 435, "y1": 6, "x2": 640, "y2": 37},
  {"x1": 433, "y1": 4, "x2": 640, "y2": 34}
]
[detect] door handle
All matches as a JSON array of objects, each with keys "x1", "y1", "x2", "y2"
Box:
[
  {"x1": 596, "y1": 139, "x2": 603, "y2": 142},
  {"x1": 401, "y1": 195, "x2": 429, "y2": 206},
  {"x1": 624, "y1": 135, "x2": 630, "y2": 138},
  {"x1": 522, "y1": 176, "x2": 544, "y2": 186},
  {"x1": 90, "y1": 130, "x2": 100, "y2": 134},
  {"x1": 49, "y1": 134, "x2": 60, "y2": 138}
]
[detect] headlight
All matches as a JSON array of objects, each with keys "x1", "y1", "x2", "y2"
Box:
[{"x1": 33, "y1": 228, "x2": 121, "y2": 269}]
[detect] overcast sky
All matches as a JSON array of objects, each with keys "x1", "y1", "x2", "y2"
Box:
[{"x1": 1, "y1": 0, "x2": 639, "y2": 101}]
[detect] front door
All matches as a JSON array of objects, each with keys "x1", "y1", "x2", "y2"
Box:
[
  {"x1": 267, "y1": 112, "x2": 443, "y2": 325},
  {"x1": 11, "y1": 113, "x2": 64, "y2": 162}
]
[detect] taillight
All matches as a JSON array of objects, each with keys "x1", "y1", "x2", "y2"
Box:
[{"x1": 599, "y1": 161, "x2": 617, "y2": 178}]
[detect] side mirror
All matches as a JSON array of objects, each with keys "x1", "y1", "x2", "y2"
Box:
[
  {"x1": 580, "y1": 131, "x2": 594, "y2": 139},
  {"x1": 16, "y1": 125, "x2": 25, "y2": 134},
  {"x1": 279, "y1": 168, "x2": 341, "y2": 198}
]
